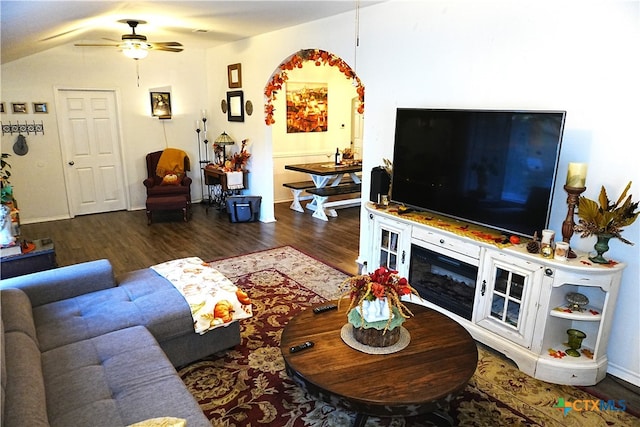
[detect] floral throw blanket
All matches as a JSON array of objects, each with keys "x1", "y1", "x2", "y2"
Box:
[{"x1": 151, "y1": 257, "x2": 252, "y2": 334}]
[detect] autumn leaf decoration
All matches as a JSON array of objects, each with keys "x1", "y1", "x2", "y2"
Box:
[
  {"x1": 264, "y1": 49, "x2": 364, "y2": 125},
  {"x1": 574, "y1": 181, "x2": 639, "y2": 245}
]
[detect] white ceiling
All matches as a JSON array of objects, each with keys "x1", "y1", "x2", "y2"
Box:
[{"x1": 0, "y1": 1, "x2": 381, "y2": 64}]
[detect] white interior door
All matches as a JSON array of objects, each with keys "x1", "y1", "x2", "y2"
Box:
[{"x1": 57, "y1": 89, "x2": 126, "y2": 216}]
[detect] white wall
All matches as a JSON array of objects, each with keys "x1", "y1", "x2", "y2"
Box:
[
  {"x1": 2, "y1": 0, "x2": 638, "y2": 384},
  {"x1": 1, "y1": 43, "x2": 208, "y2": 221},
  {"x1": 206, "y1": 0, "x2": 640, "y2": 384}
]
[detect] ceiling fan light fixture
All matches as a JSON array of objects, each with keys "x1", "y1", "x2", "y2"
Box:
[{"x1": 122, "y1": 41, "x2": 149, "y2": 60}]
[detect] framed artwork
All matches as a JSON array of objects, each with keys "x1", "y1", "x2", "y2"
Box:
[
  {"x1": 150, "y1": 92, "x2": 172, "y2": 119},
  {"x1": 33, "y1": 102, "x2": 48, "y2": 113},
  {"x1": 12, "y1": 103, "x2": 27, "y2": 114},
  {"x1": 0, "y1": 102, "x2": 4, "y2": 113},
  {"x1": 286, "y1": 82, "x2": 328, "y2": 133},
  {"x1": 227, "y1": 90, "x2": 244, "y2": 122},
  {"x1": 227, "y1": 63, "x2": 242, "y2": 88}
]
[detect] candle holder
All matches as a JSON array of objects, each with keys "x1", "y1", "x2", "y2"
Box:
[
  {"x1": 196, "y1": 112, "x2": 209, "y2": 202},
  {"x1": 561, "y1": 185, "x2": 586, "y2": 258}
]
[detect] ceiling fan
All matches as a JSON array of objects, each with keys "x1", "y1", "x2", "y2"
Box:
[{"x1": 75, "y1": 20, "x2": 183, "y2": 60}]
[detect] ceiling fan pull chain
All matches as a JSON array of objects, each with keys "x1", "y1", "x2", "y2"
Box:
[{"x1": 136, "y1": 61, "x2": 140, "y2": 87}]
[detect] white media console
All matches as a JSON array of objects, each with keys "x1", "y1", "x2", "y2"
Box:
[{"x1": 365, "y1": 202, "x2": 625, "y2": 386}]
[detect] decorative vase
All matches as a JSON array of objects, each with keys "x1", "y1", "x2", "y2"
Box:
[
  {"x1": 566, "y1": 328, "x2": 586, "y2": 357},
  {"x1": 589, "y1": 233, "x2": 613, "y2": 264}
]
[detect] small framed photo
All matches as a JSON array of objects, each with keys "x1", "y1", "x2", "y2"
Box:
[
  {"x1": 0, "y1": 102, "x2": 5, "y2": 113},
  {"x1": 12, "y1": 103, "x2": 27, "y2": 114},
  {"x1": 150, "y1": 92, "x2": 172, "y2": 119},
  {"x1": 33, "y1": 102, "x2": 48, "y2": 113},
  {"x1": 227, "y1": 63, "x2": 242, "y2": 88}
]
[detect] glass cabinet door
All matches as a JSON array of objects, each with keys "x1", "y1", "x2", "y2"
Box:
[
  {"x1": 370, "y1": 216, "x2": 410, "y2": 277},
  {"x1": 477, "y1": 251, "x2": 542, "y2": 348},
  {"x1": 490, "y1": 267, "x2": 525, "y2": 328},
  {"x1": 379, "y1": 228, "x2": 400, "y2": 270}
]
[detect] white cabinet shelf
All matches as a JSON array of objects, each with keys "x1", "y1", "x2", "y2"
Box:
[
  {"x1": 365, "y1": 203, "x2": 625, "y2": 386},
  {"x1": 549, "y1": 305, "x2": 602, "y2": 321}
]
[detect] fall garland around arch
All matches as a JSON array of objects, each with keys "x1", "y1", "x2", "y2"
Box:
[{"x1": 264, "y1": 49, "x2": 364, "y2": 126}]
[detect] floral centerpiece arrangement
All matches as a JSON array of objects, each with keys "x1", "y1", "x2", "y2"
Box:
[
  {"x1": 574, "y1": 181, "x2": 639, "y2": 263},
  {"x1": 224, "y1": 139, "x2": 251, "y2": 172},
  {"x1": 340, "y1": 267, "x2": 420, "y2": 347}
]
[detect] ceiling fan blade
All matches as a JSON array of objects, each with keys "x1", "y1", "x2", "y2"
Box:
[
  {"x1": 151, "y1": 46, "x2": 184, "y2": 53},
  {"x1": 150, "y1": 41, "x2": 183, "y2": 47},
  {"x1": 74, "y1": 43, "x2": 119, "y2": 47}
]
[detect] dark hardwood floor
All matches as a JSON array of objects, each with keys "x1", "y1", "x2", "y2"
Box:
[
  {"x1": 19, "y1": 201, "x2": 362, "y2": 277},
  {"x1": 17, "y1": 201, "x2": 640, "y2": 415}
]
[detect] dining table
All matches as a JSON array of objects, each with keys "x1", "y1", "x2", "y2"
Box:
[{"x1": 284, "y1": 161, "x2": 362, "y2": 220}]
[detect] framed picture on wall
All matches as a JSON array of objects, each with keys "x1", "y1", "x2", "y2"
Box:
[
  {"x1": 286, "y1": 82, "x2": 328, "y2": 133},
  {"x1": 33, "y1": 102, "x2": 48, "y2": 113},
  {"x1": 227, "y1": 63, "x2": 242, "y2": 88},
  {"x1": 150, "y1": 92, "x2": 172, "y2": 119},
  {"x1": 12, "y1": 103, "x2": 27, "y2": 114},
  {"x1": 227, "y1": 90, "x2": 244, "y2": 122}
]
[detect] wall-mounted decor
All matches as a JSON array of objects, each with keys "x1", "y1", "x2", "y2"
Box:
[
  {"x1": 221, "y1": 99, "x2": 227, "y2": 114},
  {"x1": 264, "y1": 49, "x2": 364, "y2": 126},
  {"x1": 245, "y1": 100, "x2": 253, "y2": 116},
  {"x1": 286, "y1": 82, "x2": 328, "y2": 133},
  {"x1": 33, "y1": 102, "x2": 48, "y2": 113},
  {"x1": 12, "y1": 103, "x2": 27, "y2": 114},
  {"x1": 0, "y1": 103, "x2": 5, "y2": 113},
  {"x1": 150, "y1": 92, "x2": 172, "y2": 119},
  {"x1": 227, "y1": 63, "x2": 242, "y2": 88},
  {"x1": 227, "y1": 91, "x2": 244, "y2": 122},
  {"x1": 1, "y1": 121, "x2": 45, "y2": 136}
]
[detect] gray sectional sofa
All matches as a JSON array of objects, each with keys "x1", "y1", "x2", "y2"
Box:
[{"x1": 1, "y1": 259, "x2": 241, "y2": 427}]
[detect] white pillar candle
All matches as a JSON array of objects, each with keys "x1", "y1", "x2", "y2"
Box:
[{"x1": 566, "y1": 163, "x2": 588, "y2": 187}]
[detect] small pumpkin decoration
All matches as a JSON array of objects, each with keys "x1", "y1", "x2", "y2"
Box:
[
  {"x1": 236, "y1": 289, "x2": 251, "y2": 305},
  {"x1": 161, "y1": 173, "x2": 179, "y2": 185},
  {"x1": 214, "y1": 300, "x2": 234, "y2": 323}
]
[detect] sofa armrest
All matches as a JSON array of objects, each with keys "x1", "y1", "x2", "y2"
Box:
[
  {"x1": 143, "y1": 177, "x2": 155, "y2": 189},
  {"x1": 181, "y1": 176, "x2": 192, "y2": 186},
  {"x1": 0, "y1": 259, "x2": 116, "y2": 307}
]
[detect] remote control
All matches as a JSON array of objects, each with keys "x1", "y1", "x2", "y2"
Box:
[
  {"x1": 289, "y1": 341, "x2": 314, "y2": 353},
  {"x1": 313, "y1": 304, "x2": 338, "y2": 314}
]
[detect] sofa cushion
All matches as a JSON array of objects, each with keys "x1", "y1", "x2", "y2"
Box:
[
  {"x1": 1, "y1": 288, "x2": 38, "y2": 342},
  {"x1": 1, "y1": 288, "x2": 49, "y2": 427},
  {"x1": 0, "y1": 259, "x2": 116, "y2": 307},
  {"x1": 3, "y1": 331, "x2": 49, "y2": 427},
  {"x1": 42, "y1": 326, "x2": 209, "y2": 427},
  {"x1": 32, "y1": 271, "x2": 193, "y2": 352}
]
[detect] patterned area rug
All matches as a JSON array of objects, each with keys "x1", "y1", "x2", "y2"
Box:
[{"x1": 179, "y1": 246, "x2": 637, "y2": 426}]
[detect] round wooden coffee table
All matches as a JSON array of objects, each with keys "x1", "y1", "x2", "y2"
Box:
[{"x1": 281, "y1": 301, "x2": 478, "y2": 426}]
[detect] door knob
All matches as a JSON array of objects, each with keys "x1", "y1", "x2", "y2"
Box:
[{"x1": 68, "y1": 161, "x2": 75, "y2": 165}]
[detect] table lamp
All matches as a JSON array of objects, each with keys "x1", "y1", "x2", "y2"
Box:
[{"x1": 214, "y1": 131, "x2": 235, "y2": 163}]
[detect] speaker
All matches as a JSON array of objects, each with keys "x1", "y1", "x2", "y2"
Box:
[{"x1": 370, "y1": 166, "x2": 391, "y2": 203}]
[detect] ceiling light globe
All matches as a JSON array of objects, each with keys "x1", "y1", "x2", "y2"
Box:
[{"x1": 122, "y1": 42, "x2": 149, "y2": 60}]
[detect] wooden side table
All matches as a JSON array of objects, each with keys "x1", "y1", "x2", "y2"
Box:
[{"x1": 0, "y1": 238, "x2": 57, "y2": 279}]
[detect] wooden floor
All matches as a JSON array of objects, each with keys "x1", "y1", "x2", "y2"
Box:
[
  {"x1": 18, "y1": 201, "x2": 640, "y2": 415},
  {"x1": 19, "y1": 201, "x2": 362, "y2": 277}
]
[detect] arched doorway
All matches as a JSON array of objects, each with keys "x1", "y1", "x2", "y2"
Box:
[{"x1": 264, "y1": 49, "x2": 365, "y2": 211}]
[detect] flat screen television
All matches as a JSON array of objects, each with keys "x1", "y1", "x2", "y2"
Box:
[{"x1": 391, "y1": 108, "x2": 566, "y2": 238}]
